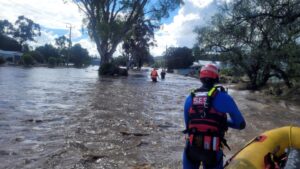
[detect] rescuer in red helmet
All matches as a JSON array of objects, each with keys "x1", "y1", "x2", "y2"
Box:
[{"x1": 182, "y1": 63, "x2": 246, "y2": 169}]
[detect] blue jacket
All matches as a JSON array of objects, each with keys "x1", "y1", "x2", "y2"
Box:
[{"x1": 184, "y1": 89, "x2": 246, "y2": 130}]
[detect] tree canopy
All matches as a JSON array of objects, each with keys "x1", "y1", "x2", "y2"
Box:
[
  {"x1": 165, "y1": 47, "x2": 193, "y2": 70},
  {"x1": 36, "y1": 44, "x2": 60, "y2": 61},
  {"x1": 13, "y1": 16, "x2": 41, "y2": 45},
  {"x1": 0, "y1": 19, "x2": 14, "y2": 35},
  {"x1": 0, "y1": 16, "x2": 92, "y2": 67},
  {"x1": 55, "y1": 35, "x2": 70, "y2": 50},
  {"x1": 0, "y1": 16, "x2": 41, "y2": 52},
  {"x1": 0, "y1": 34, "x2": 22, "y2": 51},
  {"x1": 72, "y1": 0, "x2": 183, "y2": 74},
  {"x1": 122, "y1": 16, "x2": 155, "y2": 68},
  {"x1": 70, "y1": 44, "x2": 91, "y2": 67},
  {"x1": 194, "y1": 0, "x2": 300, "y2": 89}
]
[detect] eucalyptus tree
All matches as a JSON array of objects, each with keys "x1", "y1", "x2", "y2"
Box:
[
  {"x1": 0, "y1": 19, "x2": 14, "y2": 35},
  {"x1": 13, "y1": 16, "x2": 41, "y2": 45},
  {"x1": 55, "y1": 35, "x2": 70, "y2": 64},
  {"x1": 55, "y1": 35, "x2": 70, "y2": 50},
  {"x1": 122, "y1": 16, "x2": 155, "y2": 69},
  {"x1": 0, "y1": 19, "x2": 21, "y2": 51},
  {"x1": 72, "y1": 0, "x2": 182, "y2": 74}
]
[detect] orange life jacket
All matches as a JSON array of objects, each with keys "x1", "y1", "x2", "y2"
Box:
[{"x1": 151, "y1": 70, "x2": 158, "y2": 78}]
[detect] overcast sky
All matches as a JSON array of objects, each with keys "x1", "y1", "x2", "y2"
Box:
[{"x1": 0, "y1": 0, "x2": 224, "y2": 57}]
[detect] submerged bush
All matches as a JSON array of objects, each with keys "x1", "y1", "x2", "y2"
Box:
[
  {"x1": 22, "y1": 54, "x2": 34, "y2": 66},
  {"x1": 99, "y1": 63, "x2": 128, "y2": 76}
]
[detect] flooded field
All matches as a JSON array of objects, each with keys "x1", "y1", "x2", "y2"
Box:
[{"x1": 0, "y1": 66, "x2": 299, "y2": 169}]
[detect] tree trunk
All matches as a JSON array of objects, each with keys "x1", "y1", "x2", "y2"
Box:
[
  {"x1": 271, "y1": 65, "x2": 292, "y2": 88},
  {"x1": 257, "y1": 73, "x2": 271, "y2": 89},
  {"x1": 256, "y1": 66, "x2": 272, "y2": 88},
  {"x1": 247, "y1": 71, "x2": 258, "y2": 90},
  {"x1": 91, "y1": 27, "x2": 107, "y2": 67},
  {"x1": 100, "y1": 52, "x2": 111, "y2": 65},
  {"x1": 138, "y1": 57, "x2": 143, "y2": 69}
]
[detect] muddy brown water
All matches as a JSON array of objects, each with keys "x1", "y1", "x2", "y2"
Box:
[{"x1": 0, "y1": 66, "x2": 299, "y2": 169}]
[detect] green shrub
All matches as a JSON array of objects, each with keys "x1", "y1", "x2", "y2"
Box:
[
  {"x1": 48, "y1": 57, "x2": 56, "y2": 67},
  {"x1": 220, "y1": 68, "x2": 234, "y2": 76},
  {"x1": 99, "y1": 63, "x2": 128, "y2": 76},
  {"x1": 22, "y1": 54, "x2": 34, "y2": 66},
  {"x1": 30, "y1": 51, "x2": 44, "y2": 63},
  {"x1": 99, "y1": 63, "x2": 115, "y2": 75}
]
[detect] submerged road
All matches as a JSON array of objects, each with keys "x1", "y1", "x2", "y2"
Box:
[{"x1": 0, "y1": 66, "x2": 299, "y2": 169}]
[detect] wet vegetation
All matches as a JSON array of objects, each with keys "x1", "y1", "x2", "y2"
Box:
[
  {"x1": 194, "y1": 0, "x2": 300, "y2": 90},
  {"x1": 165, "y1": 47, "x2": 194, "y2": 70},
  {"x1": 0, "y1": 16, "x2": 92, "y2": 67}
]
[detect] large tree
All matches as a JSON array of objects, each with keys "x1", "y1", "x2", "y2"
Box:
[
  {"x1": 72, "y1": 0, "x2": 182, "y2": 74},
  {"x1": 0, "y1": 19, "x2": 14, "y2": 35},
  {"x1": 55, "y1": 35, "x2": 70, "y2": 65},
  {"x1": 195, "y1": 0, "x2": 300, "y2": 89},
  {"x1": 0, "y1": 34, "x2": 22, "y2": 51},
  {"x1": 122, "y1": 16, "x2": 155, "y2": 68},
  {"x1": 55, "y1": 35, "x2": 70, "y2": 50},
  {"x1": 35, "y1": 44, "x2": 60, "y2": 62},
  {"x1": 0, "y1": 17, "x2": 41, "y2": 52},
  {"x1": 70, "y1": 44, "x2": 91, "y2": 67},
  {"x1": 0, "y1": 19, "x2": 21, "y2": 51},
  {"x1": 165, "y1": 47, "x2": 193, "y2": 70},
  {"x1": 13, "y1": 16, "x2": 41, "y2": 46}
]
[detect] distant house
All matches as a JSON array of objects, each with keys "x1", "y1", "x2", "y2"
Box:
[
  {"x1": 90, "y1": 58, "x2": 100, "y2": 66},
  {"x1": 191, "y1": 60, "x2": 222, "y2": 68},
  {"x1": 189, "y1": 60, "x2": 223, "y2": 76},
  {"x1": 0, "y1": 49, "x2": 23, "y2": 64},
  {"x1": 172, "y1": 60, "x2": 226, "y2": 76},
  {"x1": 173, "y1": 68, "x2": 192, "y2": 75}
]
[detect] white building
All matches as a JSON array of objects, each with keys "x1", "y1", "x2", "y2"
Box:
[
  {"x1": 191, "y1": 60, "x2": 222, "y2": 68},
  {"x1": 0, "y1": 49, "x2": 23, "y2": 63}
]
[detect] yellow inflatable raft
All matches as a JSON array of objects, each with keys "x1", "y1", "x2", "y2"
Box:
[{"x1": 225, "y1": 126, "x2": 300, "y2": 169}]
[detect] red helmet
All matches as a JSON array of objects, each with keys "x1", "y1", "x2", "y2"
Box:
[{"x1": 199, "y1": 64, "x2": 219, "y2": 79}]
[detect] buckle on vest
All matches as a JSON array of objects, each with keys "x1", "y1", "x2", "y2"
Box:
[{"x1": 200, "y1": 111, "x2": 206, "y2": 118}]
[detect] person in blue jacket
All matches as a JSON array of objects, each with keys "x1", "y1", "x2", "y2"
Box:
[{"x1": 182, "y1": 64, "x2": 246, "y2": 169}]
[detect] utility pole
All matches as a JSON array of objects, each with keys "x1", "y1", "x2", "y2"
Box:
[
  {"x1": 164, "y1": 44, "x2": 167, "y2": 69},
  {"x1": 66, "y1": 23, "x2": 74, "y2": 67}
]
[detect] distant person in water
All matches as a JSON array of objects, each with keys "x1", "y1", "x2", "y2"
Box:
[
  {"x1": 161, "y1": 69, "x2": 166, "y2": 80},
  {"x1": 182, "y1": 64, "x2": 246, "y2": 169},
  {"x1": 150, "y1": 68, "x2": 159, "y2": 82}
]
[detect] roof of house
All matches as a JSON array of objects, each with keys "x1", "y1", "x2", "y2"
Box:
[
  {"x1": 0, "y1": 50, "x2": 23, "y2": 58},
  {"x1": 191, "y1": 60, "x2": 221, "y2": 68}
]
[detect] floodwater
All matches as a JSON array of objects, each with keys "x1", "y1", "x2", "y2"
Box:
[{"x1": 0, "y1": 66, "x2": 299, "y2": 169}]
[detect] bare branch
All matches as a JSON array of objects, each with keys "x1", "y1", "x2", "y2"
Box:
[{"x1": 110, "y1": 0, "x2": 117, "y2": 22}]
